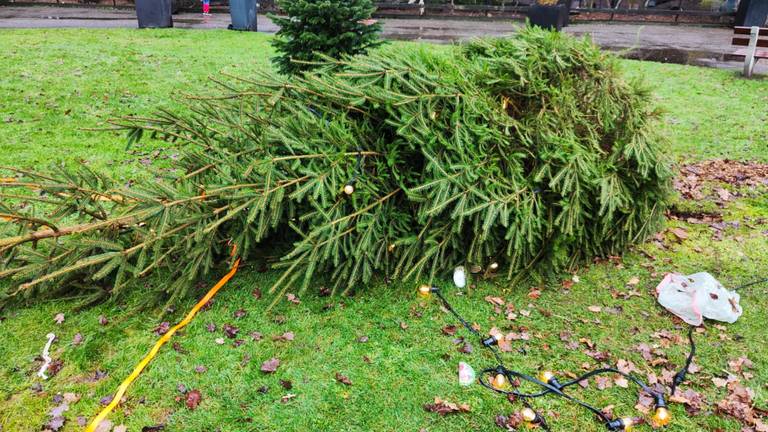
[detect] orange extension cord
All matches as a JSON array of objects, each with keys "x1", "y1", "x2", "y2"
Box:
[{"x1": 85, "y1": 258, "x2": 240, "y2": 432}]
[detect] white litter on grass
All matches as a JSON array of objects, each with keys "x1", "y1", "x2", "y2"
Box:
[
  {"x1": 37, "y1": 333, "x2": 56, "y2": 380},
  {"x1": 453, "y1": 266, "x2": 467, "y2": 289},
  {"x1": 656, "y1": 272, "x2": 743, "y2": 326},
  {"x1": 458, "y1": 362, "x2": 475, "y2": 386}
]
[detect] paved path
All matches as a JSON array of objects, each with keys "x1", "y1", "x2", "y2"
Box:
[{"x1": 1, "y1": 5, "x2": 764, "y2": 73}]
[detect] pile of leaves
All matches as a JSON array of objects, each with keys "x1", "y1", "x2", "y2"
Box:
[
  {"x1": 0, "y1": 27, "x2": 671, "y2": 307},
  {"x1": 674, "y1": 159, "x2": 768, "y2": 202}
]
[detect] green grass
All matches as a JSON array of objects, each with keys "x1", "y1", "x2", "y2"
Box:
[{"x1": 1, "y1": 28, "x2": 768, "y2": 432}]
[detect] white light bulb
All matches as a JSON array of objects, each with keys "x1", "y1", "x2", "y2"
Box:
[{"x1": 453, "y1": 266, "x2": 466, "y2": 288}]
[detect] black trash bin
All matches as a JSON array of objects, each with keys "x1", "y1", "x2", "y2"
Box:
[
  {"x1": 229, "y1": 0, "x2": 259, "y2": 31},
  {"x1": 528, "y1": 0, "x2": 571, "y2": 31},
  {"x1": 136, "y1": 0, "x2": 173, "y2": 29},
  {"x1": 735, "y1": 0, "x2": 768, "y2": 27}
]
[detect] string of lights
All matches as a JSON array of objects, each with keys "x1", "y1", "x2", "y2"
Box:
[{"x1": 419, "y1": 284, "x2": 679, "y2": 431}]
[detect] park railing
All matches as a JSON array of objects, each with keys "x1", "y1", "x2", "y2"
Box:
[
  {"x1": 2, "y1": 0, "x2": 737, "y2": 24},
  {"x1": 365, "y1": 0, "x2": 736, "y2": 24}
]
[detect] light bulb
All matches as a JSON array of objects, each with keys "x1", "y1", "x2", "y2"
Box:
[
  {"x1": 417, "y1": 284, "x2": 432, "y2": 298},
  {"x1": 651, "y1": 407, "x2": 671, "y2": 427},
  {"x1": 343, "y1": 183, "x2": 355, "y2": 195},
  {"x1": 521, "y1": 407, "x2": 537, "y2": 423},
  {"x1": 490, "y1": 373, "x2": 508, "y2": 390},
  {"x1": 538, "y1": 370, "x2": 555, "y2": 383},
  {"x1": 622, "y1": 418, "x2": 634, "y2": 431}
]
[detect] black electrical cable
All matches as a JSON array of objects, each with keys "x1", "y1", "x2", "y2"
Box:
[
  {"x1": 434, "y1": 289, "x2": 506, "y2": 365},
  {"x1": 733, "y1": 277, "x2": 768, "y2": 291},
  {"x1": 427, "y1": 285, "x2": 685, "y2": 431},
  {"x1": 478, "y1": 366, "x2": 613, "y2": 423},
  {"x1": 671, "y1": 326, "x2": 696, "y2": 396}
]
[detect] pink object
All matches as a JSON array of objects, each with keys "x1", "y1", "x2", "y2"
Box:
[{"x1": 202, "y1": 1, "x2": 210, "y2": 14}]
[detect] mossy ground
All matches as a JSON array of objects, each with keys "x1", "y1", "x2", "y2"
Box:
[{"x1": 0, "y1": 28, "x2": 767, "y2": 431}]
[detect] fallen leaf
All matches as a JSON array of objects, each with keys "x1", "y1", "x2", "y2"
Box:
[
  {"x1": 496, "y1": 412, "x2": 524, "y2": 429},
  {"x1": 153, "y1": 322, "x2": 170, "y2": 336},
  {"x1": 63, "y1": 393, "x2": 80, "y2": 403},
  {"x1": 272, "y1": 332, "x2": 294, "y2": 342},
  {"x1": 185, "y1": 389, "x2": 202, "y2": 410},
  {"x1": 614, "y1": 376, "x2": 629, "y2": 388},
  {"x1": 627, "y1": 276, "x2": 641, "y2": 286},
  {"x1": 458, "y1": 342, "x2": 474, "y2": 354},
  {"x1": 72, "y1": 333, "x2": 83, "y2": 346},
  {"x1": 595, "y1": 376, "x2": 613, "y2": 390},
  {"x1": 54, "y1": 313, "x2": 65, "y2": 324},
  {"x1": 114, "y1": 425, "x2": 128, "y2": 432},
  {"x1": 98, "y1": 315, "x2": 108, "y2": 326},
  {"x1": 424, "y1": 397, "x2": 471, "y2": 416},
  {"x1": 222, "y1": 324, "x2": 239, "y2": 338},
  {"x1": 588, "y1": 305, "x2": 602, "y2": 313},
  {"x1": 484, "y1": 296, "x2": 505, "y2": 306},
  {"x1": 442, "y1": 325, "x2": 457, "y2": 336},
  {"x1": 48, "y1": 359, "x2": 64, "y2": 377},
  {"x1": 94, "y1": 420, "x2": 112, "y2": 432},
  {"x1": 261, "y1": 358, "x2": 280, "y2": 373},
  {"x1": 669, "y1": 227, "x2": 689, "y2": 241},
  {"x1": 335, "y1": 372, "x2": 352, "y2": 386}
]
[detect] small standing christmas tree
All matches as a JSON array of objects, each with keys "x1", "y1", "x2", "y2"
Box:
[{"x1": 270, "y1": 0, "x2": 383, "y2": 75}]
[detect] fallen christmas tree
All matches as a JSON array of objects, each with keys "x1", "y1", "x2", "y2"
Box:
[{"x1": 0, "y1": 27, "x2": 672, "y2": 308}]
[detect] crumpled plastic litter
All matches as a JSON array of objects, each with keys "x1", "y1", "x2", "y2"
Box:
[
  {"x1": 37, "y1": 333, "x2": 56, "y2": 380},
  {"x1": 656, "y1": 272, "x2": 742, "y2": 326},
  {"x1": 458, "y1": 362, "x2": 475, "y2": 386}
]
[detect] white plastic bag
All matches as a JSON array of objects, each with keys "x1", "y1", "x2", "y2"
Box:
[
  {"x1": 656, "y1": 272, "x2": 742, "y2": 326},
  {"x1": 458, "y1": 362, "x2": 475, "y2": 386}
]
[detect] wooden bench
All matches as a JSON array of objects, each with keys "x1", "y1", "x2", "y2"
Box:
[{"x1": 732, "y1": 26, "x2": 768, "y2": 78}]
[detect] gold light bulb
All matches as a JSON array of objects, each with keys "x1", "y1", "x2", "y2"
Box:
[
  {"x1": 490, "y1": 373, "x2": 508, "y2": 390},
  {"x1": 417, "y1": 284, "x2": 432, "y2": 298},
  {"x1": 538, "y1": 370, "x2": 555, "y2": 383},
  {"x1": 343, "y1": 184, "x2": 355, "y2": 195},
  {"x1": 651, "y1": 407, "x2": 671, "y2": 427},
  {"x1": 521, "y1": 407, "x2": 537, "y2": 423},
  {"x1": 622, "y1": 417, "x2": 634, "y2": 431}
]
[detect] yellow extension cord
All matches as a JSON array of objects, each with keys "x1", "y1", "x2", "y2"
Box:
[{"x1": 85, "y1": 258, "x2": 241, "y2": 432}]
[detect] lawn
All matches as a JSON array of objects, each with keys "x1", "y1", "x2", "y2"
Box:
[{"x1": 1, "y1": 28, "x2": 767, "y2": 432}]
